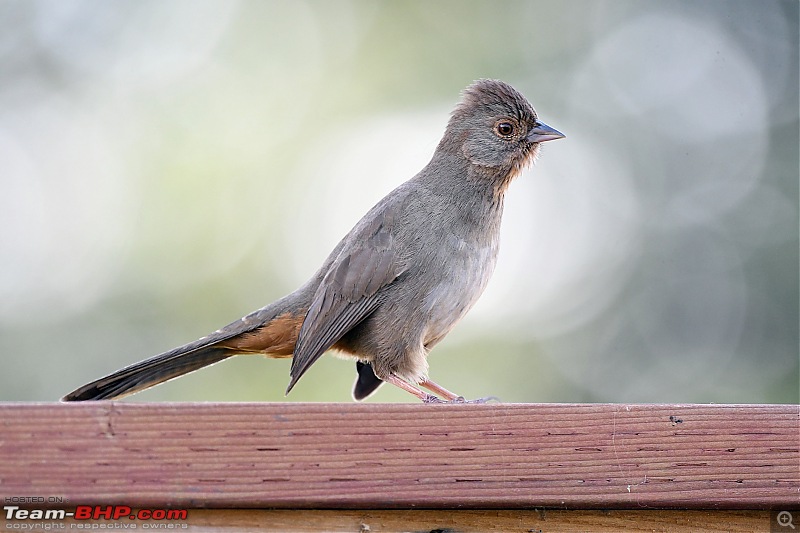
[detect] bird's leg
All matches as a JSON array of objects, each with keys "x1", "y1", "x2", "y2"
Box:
[
  {"x1": 419, "y1": 379, "x2": 463, "y2": 402},
  {"x1": 421, "y1": 378, "x2": 501, "y2": 404},
  {"x1": 382, "y1": 374, "x2": 498, "y2": 404},
  {"x1": 381, "y1": 373, "x2": 445, "y2": 403}
]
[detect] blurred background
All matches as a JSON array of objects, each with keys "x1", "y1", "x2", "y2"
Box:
[{"x1": 0, "y1": 0, "x2": 797, "y2": 404}]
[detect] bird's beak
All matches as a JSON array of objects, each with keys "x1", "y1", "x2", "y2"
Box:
[{"x1": 527, "y1": 122, "x2": 565, "y2": 143}]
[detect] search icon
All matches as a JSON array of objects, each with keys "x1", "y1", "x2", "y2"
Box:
[{"x1": 778, "y1": 511, "x2": 795, "y2": 529}]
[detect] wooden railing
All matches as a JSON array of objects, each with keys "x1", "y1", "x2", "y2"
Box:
[{"x1": 1, "y1": 402, "x2": 797, "y2": 531}]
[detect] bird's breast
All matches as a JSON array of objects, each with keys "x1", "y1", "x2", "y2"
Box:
[{"x1": 419, "y1": 232, "x2": 500, "y2": 348}]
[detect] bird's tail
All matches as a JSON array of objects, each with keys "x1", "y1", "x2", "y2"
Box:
[
  {"x1": 61, "y1": 345, "x2": 232, "y2": 401},
  {"x1": 62, "y1": 284, "x2": 317, "y2": 402}
]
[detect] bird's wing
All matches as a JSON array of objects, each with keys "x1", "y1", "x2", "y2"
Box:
[{"x1": 287, "y1": 202, "x2": 406, "y2": 392}]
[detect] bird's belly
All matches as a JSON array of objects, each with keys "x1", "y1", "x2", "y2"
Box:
[{"x1": 420, "y1": 239, "x2": 498, "y2": 348}]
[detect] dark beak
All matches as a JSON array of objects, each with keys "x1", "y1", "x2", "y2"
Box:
[{"x1": 526, "y1": 121, "x2": 565, "y2": 143}]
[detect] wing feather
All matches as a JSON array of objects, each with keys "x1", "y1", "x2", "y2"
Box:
[{"x1": 287, "y1": 203, "x2": 405, "y2": 392}]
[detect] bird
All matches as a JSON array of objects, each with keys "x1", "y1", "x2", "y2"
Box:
[{"x1": 62, "y1": 79, "x2": 564, "y2": 404}]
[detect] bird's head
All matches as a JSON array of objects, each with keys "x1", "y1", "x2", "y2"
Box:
[{"x1": 441, "y1": 79, "x2": 564, "y2": 181}]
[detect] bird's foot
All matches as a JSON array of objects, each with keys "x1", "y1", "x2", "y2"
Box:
[
  {"x1": 422, "y1": 394, "x2": 447, "y2": 404},
  {"x1": 453, "y1": 395, "x2": 501, "y2": 404},
  {"x1": 422, "y1": 395, "x2": 501, "y2": 404}
]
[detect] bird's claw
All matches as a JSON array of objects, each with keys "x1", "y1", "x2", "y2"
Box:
[
  {"x1": 458, "y1": 395, "x2": 501, "y2": 404},
  {"x1": 422, "y1": 394, "x2": 447, "y2": 404},
  {"x1": 422, "y1": 395, "x2": 501, "y2": 404}
]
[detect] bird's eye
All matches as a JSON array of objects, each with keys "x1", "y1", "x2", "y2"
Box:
[{"x1": 495, "y1": 121, "x2": 515, "y2": 138}]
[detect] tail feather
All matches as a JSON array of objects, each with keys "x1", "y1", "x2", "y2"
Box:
[
  {"x1": 62, "y1": 306, "x2": 274, "y2": 401},
  {"x1": 62, "y1": 346, "x2": 232, "y2": 401},
  {"x1": 62, "y1": 283, "x2": 318, "y2": 401}
]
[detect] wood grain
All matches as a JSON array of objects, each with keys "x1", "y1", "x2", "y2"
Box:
[{"x1": 0, "y1": 403, "x2": 797, "y2": 509}]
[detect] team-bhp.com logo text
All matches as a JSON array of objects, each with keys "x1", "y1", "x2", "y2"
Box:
[{"x1": 4, "y1": 505, "x2": 188, "y2": 529}]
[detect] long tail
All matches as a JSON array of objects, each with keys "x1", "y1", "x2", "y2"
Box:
[
  {"x1": 62, "y1": 286, "x2": 314, "y2": 401},
  {"x1": 61, "y1": 345, "x2": 233, "y2": 401}
]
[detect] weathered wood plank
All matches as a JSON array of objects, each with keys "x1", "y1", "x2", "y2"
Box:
[{"x1": 0, "y1": 403, "x2": 797, "y2": 509}]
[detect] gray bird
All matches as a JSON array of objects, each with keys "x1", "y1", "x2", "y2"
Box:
[{"x1": 62, "y1": 79, "x2": 564, "y2": 403}]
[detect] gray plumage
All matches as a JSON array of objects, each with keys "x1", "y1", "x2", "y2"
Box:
[{"x1": 62, "y1": 79, "x2": 564, "y2": 403}]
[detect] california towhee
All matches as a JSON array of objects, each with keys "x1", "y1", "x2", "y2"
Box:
[{"x1": 62, "y1": 79, "x2": 564, "y2": 403}]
